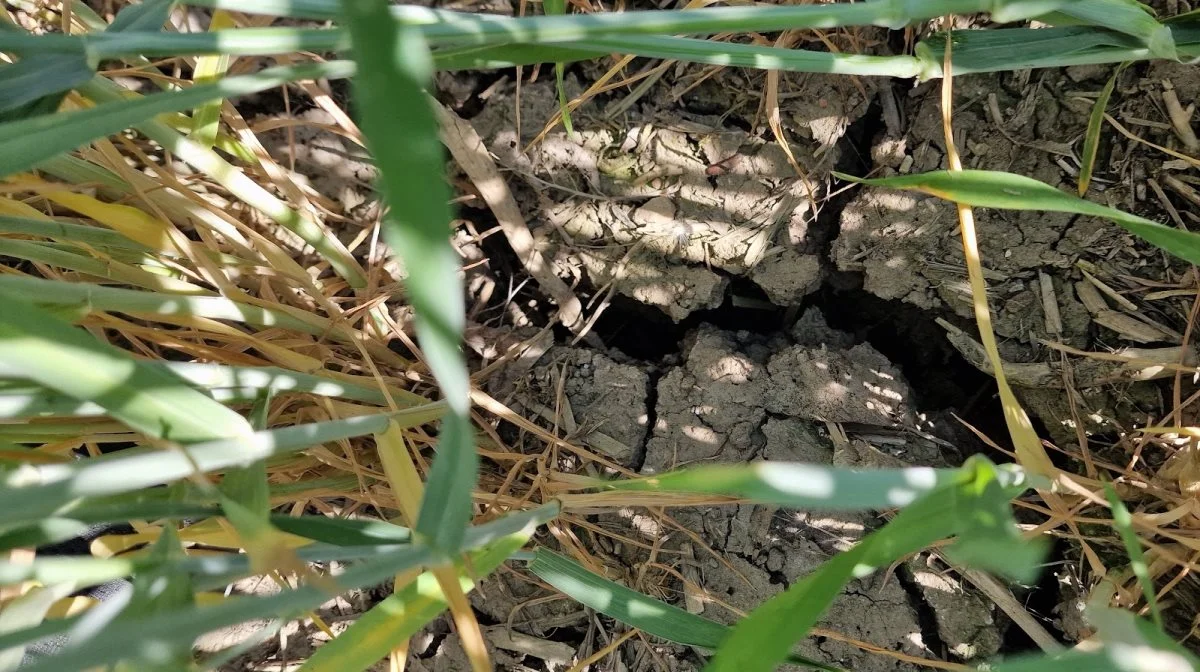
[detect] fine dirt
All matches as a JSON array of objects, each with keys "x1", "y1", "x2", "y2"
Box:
[{"x1": 232, "y1": 17, "x2": 1200, "y2": 671}]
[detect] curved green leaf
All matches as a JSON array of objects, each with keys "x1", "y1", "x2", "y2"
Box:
[{"x1": 836, "y1": 169, "x2": 1200, "y2": 266}]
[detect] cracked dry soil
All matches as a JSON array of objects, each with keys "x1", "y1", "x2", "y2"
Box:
[
  {"x1": 451, "y1": 63, "x2": 1197, "y2": 670},
  {"x1": 236, "y1": 30, "x2": 1200, "y2": 670}
]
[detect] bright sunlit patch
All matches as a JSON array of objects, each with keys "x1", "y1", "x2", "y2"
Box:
[
  {"x1": 683, "y1": 424, "x2": 719, "y2": 445},
  {"x1": 884, "y1": 486, "x2": 922, "y2": 507},
  {"x1": 754, "y1": 463, "x2": 835, "y2": 499},
  {"x1": 1109, "y1": 643, "x2": 1192, "y2": 672}
]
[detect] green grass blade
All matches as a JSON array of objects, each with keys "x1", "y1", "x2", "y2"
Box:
[
  {"x1": 0, "y1": 403, "x2": 446, "y2": 525},
  {"x1": 918, "y1": 25, "x2": 1142, "y2": 73},
  {"x1": 0, "y1": 60, "x2": 352, "y2": 179},
  {"x1": 1078, "y1": 65, "x2": 1123, "y2": 195},
  {"x1": 15, "y1": 544, "x2": 433, "y2": 672},
  {"x1": 0, "y1": 239, "x2": 205, "y2": 294},
  {"x1": 605, "y1": 462, "x2": 966, "y2": 509},
  {"x1": 0, "y1": 366, "x2": 398, "y2": 420},
  {"x1": 1105, "y1": 482, "x2": 1162, "y2": 629},
  {"x1": 835, "y1": 169, "x2": 1200, "y2": 266},
  {"x1": 11, "y1": 507, "x2": 554, "y2": 672},
  {"x1": 0, "y1": 52, "x2": 94, "y2": 120},
  {"x1": 0, "y1": 518, "x2": 92, "y2": 552},
  {"x1": 428, "y1": 39, "x2": 920, "y2": 77},
  {"x1": 345, "y1": 0, "x2": 474, "y2": 554},
  {"x1": 188, "y1": 9, "x2": 237, "y2": 148},
  {"x1": 8, "y1": 18, "x2": 1194, "y2": 79},
  {"x1": 19, "y1": 506, "x2": 539, "y2": 594},
  {"x1": 706, "y1": 458, "x2": 1041, "y2": 672},
  {"x1": 531, "y1": 549, "x2": 728, "y2": 647},
  {"x1": 0, "y1": 615, "x2": 77, "y2": 659},
  {"x1": 0, "y1": 275, "x2": 348, "y2": 341},
  {"x1": 543, "y1": 0, "x2": 574, "y2": 136},
  {"x1": 0, "y1": 507, "x2": 413, "y2": 552},
  {"x1": 184, "y1": 0, "x2": 1067, "y2": 37},
  {"x1": 0, "y1": 214, "x2": 149, "y2": 249},
  {"x1": 270, "y1": 515, "x2": 411, "y2": 546},
  {"x1": 995, "y1": 648, "x2": 1194, "y2": 672},
  {"x1": 0, "y1": 295, "x2": 252, "y2": 443},
  {"x1": 142, "y1": 362, "x2": 393, "y2": 404},
  {"x1": 107, "y1": 0, "x2": 176, "y2": 32},
  {"x1": 1041, "y1": 0, "x2": 1174, "y2": 58},
  {"x1": 298, "y1": 531, "x2": 531, "y2": 672},
  {"x1": 529, "y1": 549, "x2": 841, "y2": 671},
  {"x1": 0, "y1": 28, "x2": 347, "y2": 59}
]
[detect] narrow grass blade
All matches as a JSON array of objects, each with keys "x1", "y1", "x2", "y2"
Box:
[
  {"x1": 1079, "y1": 65, "x2": 1123, "y2": 195},
  {"x1": 0, "y1": 239, "x2": 204, "y2": 294},
  {"x1": 0, "y1": 295, "x2": 252, "y2": 443},
  {"x1": 188, "y1": 9, "x2": 236, "y2": 147},
  {"x1": 14, "y1": 543, "x2": 433, "y2": 672},
  {"x1": 995, "y1": 648, "x2": 1194, "y2": 671},
  {"x1": 0, "y1": 359, "x2": 402, "y2": 420},
  {"x1": 297, "y1": 532, "x2": 529, "y2": 672},
  {"x1": 0, "y1": 403, "x2": 446, "y2": 525},
  {"x1": 529, "y1": 550, "x2": 840, "y2": 671},
  {"x1": 0, "y1": 616, "x2": 77, "y2": 658},
  {"x1": 532, "y1": 549, "x2": 728, "y2": 647},
  {"x1": 345, "y1": 0, "x2": 474, "y2": 554},
  {"x1": 107, "y1": 0, "x2": 176, "y2": 32},
  {"x1": 0, "y1": 518, "x2": 91, "y2": 552},
  {"x1": 0, "y1": 508, "x2": 411, "y2": 552},
  {"x1": 0, "y1": 27, "x2": 347, "y2": 59},
  {"x1": 0, "y1": 214, "x2": 149, "y2": 249},
  {"x1": 1105, "y1": 482, "x2": 1161, "y2": 628},
  {"x1": 1041, "y1": 0, "x2": 1174, "y2": 59},
  {"x1": 0, "y1": 53, "x2": 93, "y2": 120},
  {"x1": 706, "y1": 457, "x2": 1041, "y2": 672},
  {"x1": 605, "y1": 462, "x2": 965, "y2": 509},
  {"x1": 543, "y1": 0, "x2": 574, "y2": 136},
  {"x1": 917, "y1": 25, "x2": 1149, "y2": 75},
  {"x1": 8, "y1": 21, "x2": 1194, "y2": 79},
  {"x1": 430, "y1": 36, "x2": 925, "y2": 77},
  {"x1": 12, "y1": 507, "x2": 554, "y2": 672},
  {"x1": 184, "y1": 0, "x2": 1068, "y2": 38},
  {"x1": 835, "y1": 169, "x2": 1200, "y2": 266},
  {"x1": 0, "y1": 60, "x2": 352, "y2": 179},
  {"x1": 0, "y1": 275, "x2": 344, "y2": 341}
]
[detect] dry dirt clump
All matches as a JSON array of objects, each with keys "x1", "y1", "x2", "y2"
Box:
[
  {"x1": 464, "y1": 73, "x2": 875, "y2": 321},
  {"x1": 512, "y1": 346, "x2": 651, "y2": 465},
  {"x1": 835, "y1": 69, "x2": 1195, "y2": 447},
  {"x1": 836, "y1": 71, "x2": 1128, "y2": 352},
  {"x1": 504, "y1": 313, "x2": 1000, "y2": 670}
]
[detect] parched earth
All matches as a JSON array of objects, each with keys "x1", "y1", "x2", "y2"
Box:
[{"x1": 231, "y1": 21, "x2": 1200, "y2": 672}]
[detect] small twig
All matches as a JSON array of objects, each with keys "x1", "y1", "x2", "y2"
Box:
[
  {"x1": 435, "y1": 100, "x2": 586, "y2": 332},
  {"x1": 1162, "y1": 80, "x2": 1199, "y2": 152}
]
